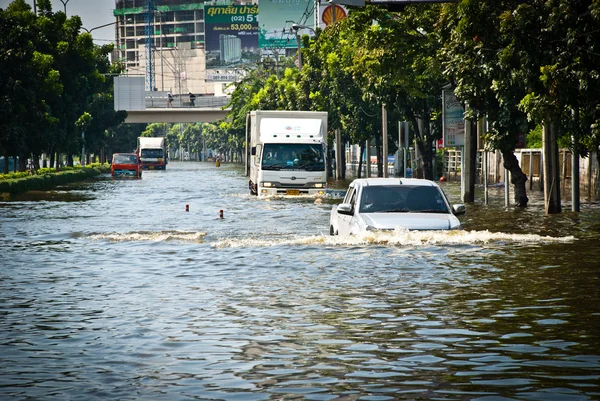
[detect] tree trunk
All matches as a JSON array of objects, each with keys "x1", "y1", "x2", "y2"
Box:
[
  {"x1": 415, "y1": 118, "x2": 434, "y2": 180},
  {"x1": 33, "y1": 153, "x2": 41, "y2": 170},
  {"x1": 502, "y1": 150, "x2": 529, "y2": 207},
  {"x1": 18, "y1": 155, "x2": 25, "y2": 172},
  {"x1": 542, "y1": 121, "x2": 561, "y2": 213},
  {"x1": 3, "y1": 152, "x2": 8, "y2": 174}
]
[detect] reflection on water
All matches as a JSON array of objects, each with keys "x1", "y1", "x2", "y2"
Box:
[{"x1": 1, "y1": 162, "x2": 599, "y2": 400}]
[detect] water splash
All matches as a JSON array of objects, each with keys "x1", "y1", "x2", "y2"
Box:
[
  {"x1": 212, "y1": 229, "x2": 576, "y2": 249},
  {"x1": 90, "y1": 230, "x2": 206, "y2": 243}
]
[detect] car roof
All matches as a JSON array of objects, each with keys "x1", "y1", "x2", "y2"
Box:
[
  {"x1": 351, "y1": 178, "x2": 439, "y2": 188},
  {"x1": 113, "y1": 153, "x2": 137, "y2": 156}
]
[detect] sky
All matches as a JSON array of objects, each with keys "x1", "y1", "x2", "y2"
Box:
[{"x1": 0, "y1": 0, "x2": 117, "y2": 44}]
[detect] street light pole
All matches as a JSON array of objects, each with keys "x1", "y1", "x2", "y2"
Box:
[
  {"x1": 82, "y1": 21, "x2": 118, "y2": 34},
  {"x1": 59, "y1": 0, "x2": 70, "y2": 14},
  {"x1": 291, "y1": 24, "x2": 315, "y2": 71},
  {"x1": 295, "y1": 30, "x2": 303, "y2": 70}
]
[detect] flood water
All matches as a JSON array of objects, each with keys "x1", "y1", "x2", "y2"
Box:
[{"x1": 1, "y1": 161, "x2": 599, "y2": 401}]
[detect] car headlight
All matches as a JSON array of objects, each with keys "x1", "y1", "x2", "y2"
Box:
[
  {"x1": 313, "y1": 183, "x2": 325, "y2": 188},
  {"x1": 261, "y1": 182, "x2": 273, "y2": 187}
]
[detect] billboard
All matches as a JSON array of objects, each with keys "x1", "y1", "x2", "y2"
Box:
[
  {"x1": 205, "y1": 5, "x2": 259, "y2": 81},
  {"x1": 442, "y1": 89, "x2": 465, "y2": 147},
  {"x1": 258, "y1": 0, "x2": 314, "y2": 49}
]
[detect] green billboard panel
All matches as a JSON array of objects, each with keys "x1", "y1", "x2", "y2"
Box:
[{"x1": 258, "y1": 0, "x2": 314, "y2": 49}]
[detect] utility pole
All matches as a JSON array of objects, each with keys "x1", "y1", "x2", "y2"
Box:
[
  {"x1": 335, "y1": 128, "x2": 342, "y2": 179},
  {"x1": 382, "y1": 103, "x2": 388, "y2": 178},
  {"x1": 314, "y1": 0, "x2": 319, "y2": 30}
]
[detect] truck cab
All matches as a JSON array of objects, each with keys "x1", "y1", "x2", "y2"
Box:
[
  {"x1": 138, "y1": 137, "x2": 167, "y2": 170},
  {"x1": 111, "y1": 153, "x2": 142, "y2": 178}
]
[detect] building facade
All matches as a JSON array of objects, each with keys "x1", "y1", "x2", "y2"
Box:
[{"x1": 114, "y1": 0, "x2": 210, "y2": 95}]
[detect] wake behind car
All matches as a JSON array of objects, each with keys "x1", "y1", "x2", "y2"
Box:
[
  {"x1": 330, "y1": 178, "x2": 465, "y2": 235},
  {"x1": 111, "y1": 153, "x2": 142, "y2": 178}
]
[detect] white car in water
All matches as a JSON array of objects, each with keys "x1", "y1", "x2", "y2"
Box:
[{"x1": 329, "y1": 178, "x2": 465, "y2": 235}]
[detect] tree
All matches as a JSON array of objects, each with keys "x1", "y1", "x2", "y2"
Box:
[
  {"x1": 438, "y1": 1, "x2": 534, "y2": 206},
  {"x1": 439, "y1": 0, "x2": 600, "y2": 210},
  {"x1": 0, "y1": 0, "x2": 61, "y2": 172}
]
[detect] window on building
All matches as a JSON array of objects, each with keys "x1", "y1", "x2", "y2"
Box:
[
  {"x1": 174, "y1": 23, "x2": 195, "y2": 34},
  {"x1": 176, "y1": 11, "x2": 195, "y2": 22}
]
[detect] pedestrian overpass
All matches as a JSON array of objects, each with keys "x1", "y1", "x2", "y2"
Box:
[
  {"x1": 124, "y1": 107, "x2": 229, "y2": 123},
  {"x1": 114, "y1": 76, "x2": 230, "y2": 124}
]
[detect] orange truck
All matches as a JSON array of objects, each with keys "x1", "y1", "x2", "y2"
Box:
[{"x1": 111, "y1": 153, "x2": 142, "y2": 178}]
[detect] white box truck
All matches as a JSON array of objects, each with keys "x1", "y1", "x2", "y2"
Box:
[
  {"x1": 137, "y1": 137, "x2": 167, "y2": 170},
  {"x1": 247, "y1": 110, "x2": 328, "y2": 196}
]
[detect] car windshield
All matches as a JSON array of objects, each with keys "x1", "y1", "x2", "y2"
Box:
[
  {"x1": 113, "y1": 154, "x2": 138, "y2": 164},
  {"x1": 359, "y1": 185, "x2": 449, "y2": 214},
  {"x1": 140, "y1": 149, "x2": 164, "y2": 158},
  {"x1": 261, "y1": 144, "x2": 325, "y2": 171}
]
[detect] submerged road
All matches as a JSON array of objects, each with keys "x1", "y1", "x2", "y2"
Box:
[{"x1": 1, "y1": 161, "x2": 599, "y2": 400}]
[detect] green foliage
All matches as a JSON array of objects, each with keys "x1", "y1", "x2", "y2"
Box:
[
  {"x1": 526, "y1": 125, "x2": 543, "y2": 149},
  {"x1": 439, "y1": 0, "x2": 600, "y2": 158},
  {"x1": 0, "y1": 166, "x2": 105, "y2": 195},
  {"x1": 224, "y1": 6, "x2": 446, "y2": 178},
  {"x1": 0, "y1": 0, "x2": 127, "y2": 172}
]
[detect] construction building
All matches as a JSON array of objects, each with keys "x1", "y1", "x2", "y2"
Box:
[{"x1": 114, "y1": 0, "x2": 215, "y2": 96}]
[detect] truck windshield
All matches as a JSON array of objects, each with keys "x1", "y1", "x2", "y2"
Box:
[
  {"x1": 140, "y1": 149, "x2": 164, "y2": 158},
  {"x1": 261, "y1": 144, "x2": 325, "y2": 171},
  {"x1": 113, "y1": 154, "x2": 138, "y2": 164}
]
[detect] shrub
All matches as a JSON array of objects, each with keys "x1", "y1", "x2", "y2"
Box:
[{"x1": 0, "y1": 167, "x2": 106, "y2": 197}]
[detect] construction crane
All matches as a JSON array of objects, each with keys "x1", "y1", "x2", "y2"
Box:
[{"x1": 145, "y1": 0, "x2": 154, "y2": 91}]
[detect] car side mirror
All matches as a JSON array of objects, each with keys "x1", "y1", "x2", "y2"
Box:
[
  {"x1": 251, "y1": 146, "x2": 256, "y2": 156},
  {"x1": 452, "y1": 204, "x2": 466, "y2": 216},
  {"x1": 337, "y1": 203, "x2": 354, "y2": 216}
]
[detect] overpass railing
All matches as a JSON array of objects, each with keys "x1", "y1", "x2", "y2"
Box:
[{"x1": 145, "y1": 92, "x2": 230, "y2": 109}]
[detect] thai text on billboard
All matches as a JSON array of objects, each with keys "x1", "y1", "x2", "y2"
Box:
[{"x1": 205, "y1": 5, "x2": 259, "y2": 80}]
